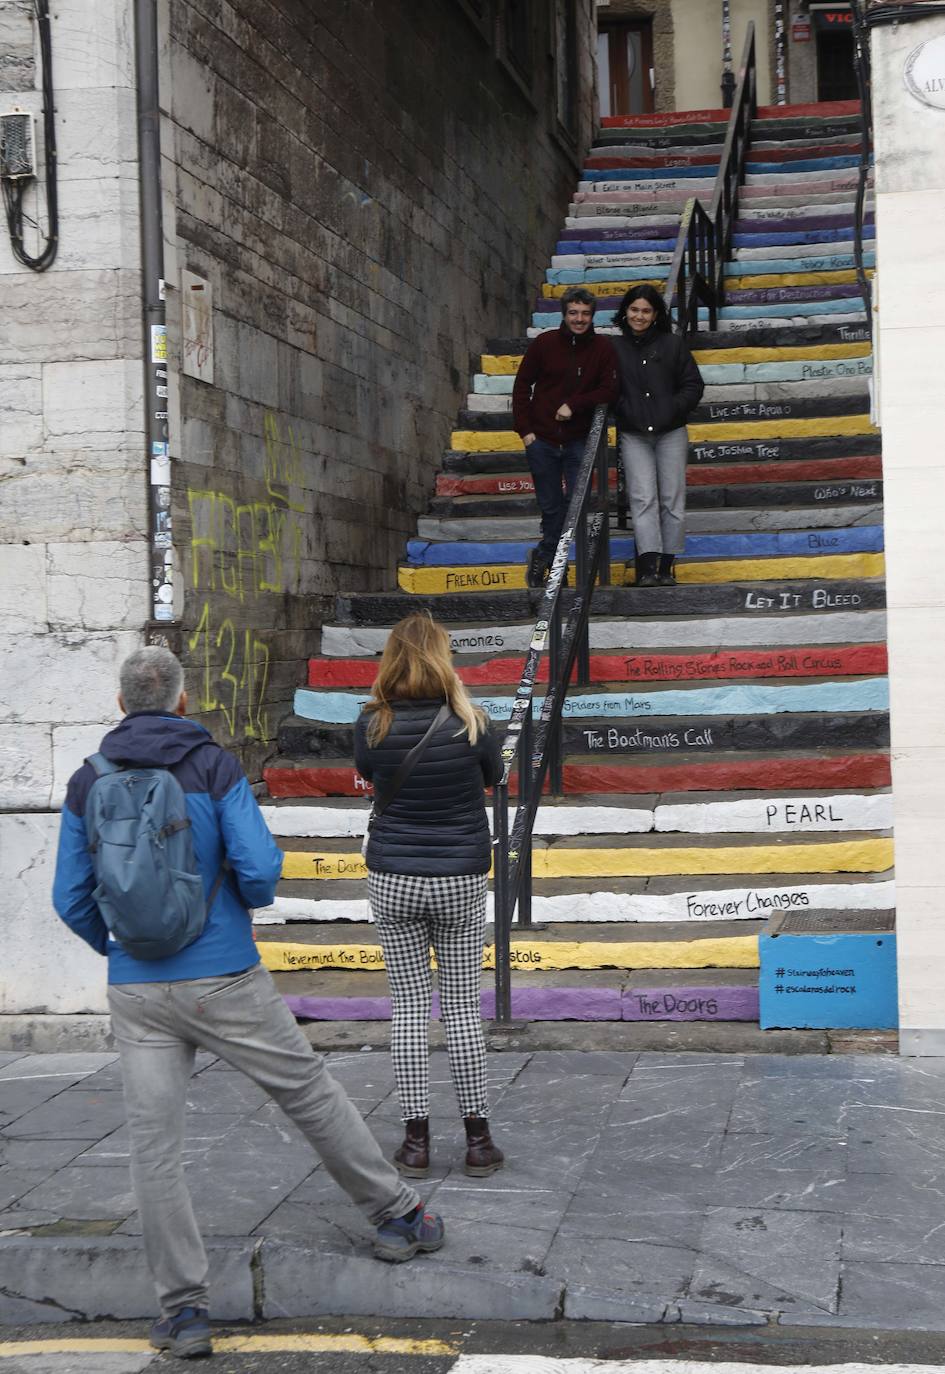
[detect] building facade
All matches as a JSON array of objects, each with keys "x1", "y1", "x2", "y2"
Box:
[{"x1": 0, "y1": 0, "x2": 598, "y2": 1019}]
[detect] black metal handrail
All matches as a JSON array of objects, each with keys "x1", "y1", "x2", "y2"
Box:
[
  {"x1": 664, "y1": 22, "x2": 757, "y2": 334},
  {"x1": 491, "y1": 404, "x2": 611, "y2": 1024}
]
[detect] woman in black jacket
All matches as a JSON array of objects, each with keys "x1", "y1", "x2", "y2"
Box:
[
  {"x1": 355, "y1": 612, "x2": 504, "y2": 1180},
  {"x1": 613, "y1": 283, "x2": 705, "y2": 586}
]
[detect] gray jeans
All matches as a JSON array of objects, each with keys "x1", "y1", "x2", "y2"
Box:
[
  {"x1": 107, "y1": 963, "x2": 418, "y2": 1315},
  {"x1": 619, "y1": 425, "x2": 690, "y2": 555}
]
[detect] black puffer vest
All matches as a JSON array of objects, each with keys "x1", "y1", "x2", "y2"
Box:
[{"x1": 354, "y1": 699, "x2": 503, "y2": 876}]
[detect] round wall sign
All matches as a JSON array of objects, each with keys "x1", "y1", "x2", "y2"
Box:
[{"x1": 904, "y1": 35, "x2": 945, "y2": 111}]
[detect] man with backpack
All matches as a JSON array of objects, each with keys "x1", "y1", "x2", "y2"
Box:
[{"x1": 52, "y1": 646, "x2": 444, "y2": 1360}]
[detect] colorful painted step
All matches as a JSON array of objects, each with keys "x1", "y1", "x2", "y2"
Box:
[
  {"x1": 264, "y1": 754, "x2": 891, "y2": 800},
  {"x1": 261, "y1": 98, "x2": 891, "y2": 1032},
  {"x1": 306, "y1": 643, "x2": 888, "y2": 688},
  {"x1": 259, "y1": 879, "x2": 895, "y2": 928}
]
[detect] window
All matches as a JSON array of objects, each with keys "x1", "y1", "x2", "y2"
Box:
[
  {"x1": 555, "y1": 0, "x2": 579, "y2": 139},
  {"x1": 498, "y1": 0, "x2": 533, "y2": 86}
]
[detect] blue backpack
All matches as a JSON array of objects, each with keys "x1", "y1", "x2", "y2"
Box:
[{"x1": 84, "y1": 754, "x2": 226, "y2": 961}]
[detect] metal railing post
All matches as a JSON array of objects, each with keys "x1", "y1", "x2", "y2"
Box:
[
  {"x1": 575, "y1": 484, "x2": 590, "y2": 688},
  {"x1": 492, "y1": 782, "x2": 512, "y2": 1024},
  {"x1": 490, "y1": 403, "x2": 610, "y2": 1024},
  {"x1": 516, "y1": 713, "x2": 533, "y2": 928},
  {"x1": 598, "y1": 428, "x2": 611, "y2": 587},
  {"x1": 663, "y1": 22, "x2": 756, "y2": 338},
  {"x1": 549, "y1": 597, "x2": 563, "y2": 795}
]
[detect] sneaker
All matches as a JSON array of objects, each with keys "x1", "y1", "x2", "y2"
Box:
[
  {"x1": 149, "y1": 1306, "x2": 212, "y2": 1359},
  {"x1": 526, "y1": 548, "x2": 550, "y2": 589},
  {"x1": 374, "y1": 1204, "x2": 445, "y2": 1263}
]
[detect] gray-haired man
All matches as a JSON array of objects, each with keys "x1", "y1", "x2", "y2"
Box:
[{"x1": 53, "y1": 647, "x2": 444, "y2": 1359}]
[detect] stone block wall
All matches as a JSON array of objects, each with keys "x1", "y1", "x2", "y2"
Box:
[
  {"x1": 0, "y1": 0, "x2": 145, "y2": 1015},
  {"x1": 161, "y1": 0, "x2": 598, "y2": 776},
  {"x1": 0, "y1": 0, "x2": 146, "y2": 815}
]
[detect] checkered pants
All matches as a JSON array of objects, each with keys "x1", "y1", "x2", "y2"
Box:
[{"x1": 368, "y1": 871, "x2": 489, "y2": 1122}]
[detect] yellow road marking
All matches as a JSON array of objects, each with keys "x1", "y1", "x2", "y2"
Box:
[
  {"x1": 0, "y1": 1333, "x2": 457, "y2": 1358},
  {"x1": 397, "y1": 553, "x2": 885, "y2": 594},
  {"x1": 480, "y1": 342, "x2": 872, "y2": 375},
  {"x1": 280, "y1": 838, "x2": 893, "y2": 884}
]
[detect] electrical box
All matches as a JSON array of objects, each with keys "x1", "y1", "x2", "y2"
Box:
[
  {"x1": 759, "y1": 910, "x2": 898, "y2": 1030},
  {"x1": 0, "y1": 111, "x2": 35, "y2": 179}
]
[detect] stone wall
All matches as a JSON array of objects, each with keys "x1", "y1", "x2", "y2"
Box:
[
  {"x1": 0, "y1": 0, "x2": 144, "y2": 1015},
  {"x1": 161, "y1": 0, "x2": 599, "y2": 777}
]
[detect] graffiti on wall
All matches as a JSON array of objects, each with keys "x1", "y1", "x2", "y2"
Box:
[{"x1": 186, "y1": 413, "x2": 306, "y2": 739}]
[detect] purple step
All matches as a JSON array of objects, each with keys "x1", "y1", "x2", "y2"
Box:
[{"x1": 283, "y1": 983, "x2": 759, "y2": 1023}]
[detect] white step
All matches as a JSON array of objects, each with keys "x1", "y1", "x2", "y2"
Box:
[
  {"x1": 321, "y1": 611, "x2": 887, "y2": 658},
  {"x1": 256, "y1": 879, "x2": 896, "y2": 926}
]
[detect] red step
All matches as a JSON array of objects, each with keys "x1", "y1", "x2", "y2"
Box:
[
  {"x1": 601, "y1": 100, "x2": 859, "y2": 130},
  {"x1": 264, "y1": 753, "x2": 890, "y2": 799},
  {"x1": 435, "y1": 455, "x2": 881, "y2": 498},
  {"x1": 308, "y1": 644, "x2": 887, "y2": 690}
]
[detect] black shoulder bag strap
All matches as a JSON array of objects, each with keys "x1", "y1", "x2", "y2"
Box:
[{"x1": 372, "y1": 703, "x2": 451, "y2": 820}]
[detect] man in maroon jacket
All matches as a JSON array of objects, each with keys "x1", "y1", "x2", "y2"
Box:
[{"x1": 512, "y1": 287, "x2": 619, "y2": 587}]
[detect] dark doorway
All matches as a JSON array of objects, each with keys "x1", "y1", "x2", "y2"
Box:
[
  {"x1": 812, "y1": 6, "x2": 858, "y2": 102},
  {"x1": 598, "y1": 20, "x2": 655, "y2": 116}
]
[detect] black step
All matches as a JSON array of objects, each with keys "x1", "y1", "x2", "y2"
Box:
[
  {"x1": 333, "y1": 578, "x2": 885, "y2": 626},
  {"x1": 278, "y1": 711, "x2": 889, "y2": 760},
  {"x1": 456, "y1": 394, "x2": 871, "y2": 431},
  {"x1": 485, "y1": 321, "x2": 872, "y2": 355},
  {"x1": 430, "y1": 479, "x2": 882, "y2": 517},
  {"x1": 442, "y1": 433, "x2": 882, "y2": 474}
]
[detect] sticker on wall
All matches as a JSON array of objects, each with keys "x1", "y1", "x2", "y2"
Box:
[
  {"x1": 904, "y1": 35, "x2": 945, "y2": 111},
  {"x1": 150, "y1": 324, "x2": 167, "y2": 363},
  {"x1": 182, "y1": 270, "x2": 214, "y2": 383}
]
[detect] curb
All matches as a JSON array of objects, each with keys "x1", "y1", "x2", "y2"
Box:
[{"x1": 1, "y1": 1235, "x2": 940, "y2": 1331}]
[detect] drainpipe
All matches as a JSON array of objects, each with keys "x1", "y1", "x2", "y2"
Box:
[
  {"x1": 133, "y1": 0, "x2": 177, "y2": 645},
  {"x1": 721, "y1": 0, "x2": 736, "y2": 106},
  {"x1": 773, "y1": 0, "x2": 787, "y2": 105}
]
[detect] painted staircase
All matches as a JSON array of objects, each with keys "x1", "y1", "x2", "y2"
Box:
[{"x1": 260, "y1": 100, "x2": 891, "y2": 1031}]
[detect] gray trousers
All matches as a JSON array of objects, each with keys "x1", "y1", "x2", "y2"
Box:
[
  {"x1": 619, "y1": 426, "x2": 689, "y2": 556},
  {"x1": 107, "y1": 963, "x2": 418, "y2": 1315}
]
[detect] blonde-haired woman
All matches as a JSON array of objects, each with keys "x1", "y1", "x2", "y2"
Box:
[{"x1": 355, "y1": 613, "x2": 505, "y2": 1179}]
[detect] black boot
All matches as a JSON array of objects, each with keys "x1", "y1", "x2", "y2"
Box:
[
  {"x1": 657, "y1": 554, "x2": 677, "y2": 586},
  {"x1": 636, "y1": 553, "x2": 660, "y2": 588},
  {"x1": 526, "y1": 547, "x2": 551, "y2": 589},
  {"x1": 463, "y1": 1116, "x2": 504, "y2": 1177},
  {"x1": 394, "y1": 1118, "x2": 431, "y2": 1177}
]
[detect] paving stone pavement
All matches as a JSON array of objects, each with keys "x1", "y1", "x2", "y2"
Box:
[{"x1": 2, "y1": 1048, "x2": 945, "y2": 1329}]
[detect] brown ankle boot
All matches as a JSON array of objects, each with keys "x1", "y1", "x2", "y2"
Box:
[
  {"x1": 394, "y1": 1118, "x2": 431, "y2": 1177},
  {"x1": 463, "y1": 1116, "x2": 504, "y2": 1177}
]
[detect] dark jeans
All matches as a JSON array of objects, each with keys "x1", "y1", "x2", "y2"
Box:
[{"x1": 525, "y1": 437, "x2": 584, "y2": 559}]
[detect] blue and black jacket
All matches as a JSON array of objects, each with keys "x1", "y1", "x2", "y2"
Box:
[{"x1": 52, "y1": 712, "x2": 283, "y2": 984}]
